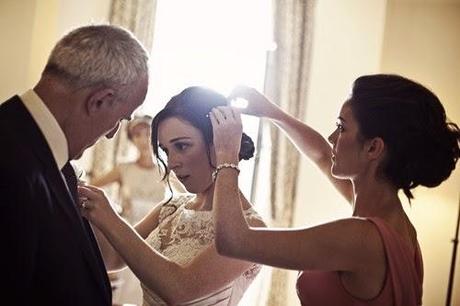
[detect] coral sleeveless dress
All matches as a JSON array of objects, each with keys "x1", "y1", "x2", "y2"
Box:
[{"x1": 296, "y1": 217, "x2": 423, "y2": 306}]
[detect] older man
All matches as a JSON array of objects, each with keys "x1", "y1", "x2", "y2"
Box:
[{"x1": 0, "y1": 25, "x2": 149, "y2": 305}]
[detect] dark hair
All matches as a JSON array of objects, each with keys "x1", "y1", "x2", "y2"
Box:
[
  {"x1": 126, "y1": 115, "x2": 152, "y2": 141},
  {"x1": 151, "y1": 86, "x2": 255, "y2": 182},
  {"x1": 349, "y1": 74, "x2": 460, "y2": 200}
]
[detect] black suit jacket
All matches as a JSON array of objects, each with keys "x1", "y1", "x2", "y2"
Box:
[{"x1": 0, "y1": 96, "x2": 111, "y2": 305}]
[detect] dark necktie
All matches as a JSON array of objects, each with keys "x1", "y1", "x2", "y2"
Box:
[{"x1": 62, "y1": 162, "x2": 79, "y2": 204}]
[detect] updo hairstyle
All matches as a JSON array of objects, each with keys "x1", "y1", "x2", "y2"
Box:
[
  {"x1": 349, "y1": 74, "x2": 460, "y2": 199},
  {"x1": 151, "y1": 86, "x2": 255, "y2": 180}
]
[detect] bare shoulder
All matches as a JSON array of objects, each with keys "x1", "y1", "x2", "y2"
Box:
[
  {"x1": 336, "y1": 218, "x2": 387, "y2": 281},
  {"x1": 335, "y1": 217, "x2": 385, "y2": 255},
  {"x1": 310, "y1": 217, "x2": 385, "y2": 269}
]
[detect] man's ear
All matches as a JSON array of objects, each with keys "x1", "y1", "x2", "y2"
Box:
[
  {"x1": 85, "y1": 88, "x2": 116, "y2": 115},
  {"x1": 366, "y1": 137, "x2": 385, "y2": 161}
]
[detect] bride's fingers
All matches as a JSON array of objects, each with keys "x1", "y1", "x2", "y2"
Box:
[
  {"x1": 229, "y1": 107, "x2": 241, "y2": 121},
  {"x1": 215, "y1": 106, "x2": 240, "y2": 122},
  {"x1": 78, "y1": 185, "x2": 102, "y2": 203},
  {"x1": 215, "y1": 107, "x2": 231, "y2": 121},
  {"x1": 209, "y1": 111, "x2": 219, "y2": 128},
  {"x1": 78, "y1": 185, "x2": 94, "y2": 198},
  {"x1": 211, "y1": 108, "x2": 226, "y2": 124}
]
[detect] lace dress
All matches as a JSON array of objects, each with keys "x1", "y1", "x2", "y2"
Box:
[{"x1": 142, "y1": 194, "x2": 262, "y2": 306}]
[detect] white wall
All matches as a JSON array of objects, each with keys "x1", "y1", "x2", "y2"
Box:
[
  {"x1": 381, "y1": 1, "x2": 460, "y2": 305},
  {"x1": 290, "y1": 0, "x2": 460, "y2": 305},
  {"x1": 0, "y1": 0, "x2": 111, "y2": 101},
  {"x1": 0, "y1": 0, "x2": 37, "y2": 100},
  {"x1": 0, "y1": 0, "x2": 110, "y2": 169},
  {"x1": 287, "y1": 1, "x2": 388, "y2": 305}
]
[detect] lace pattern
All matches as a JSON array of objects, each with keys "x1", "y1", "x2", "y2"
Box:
[{"x1": 141, "y1": 194, "x2": 263, "y2": 305}]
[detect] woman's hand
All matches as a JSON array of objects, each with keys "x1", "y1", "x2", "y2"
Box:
[
  {"x1": 78, "y1": 184, "x2": 121, "y2": 231},
  {"x1": 228, "y1": 86, "x2": 281, "y2": 119},
  {"x1": 209, "y1": 106, "x2": 242, "y2": 165}
]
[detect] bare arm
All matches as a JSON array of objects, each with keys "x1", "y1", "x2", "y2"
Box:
[
  {"x1": 209, "y1": 106, "x2": 381, "y2": 272},
  {"x1": 94, "y1": 201, "x2": 162, "y2": 271},
  {"x1": 229, "y1": 86, "x2": 353, "y2": 203},
  {"x1": 87, "y1": 167, "x2": 123, "y2": 270},
  {"x1": 79, "y1": 186, "x2": 263, "y2": 305},
  {"x1": 90, "y1": 167, "x2": 121, "y2": 187},
  {"x1": 215, "y1": 179, "x2": 378, "y2": 272}
]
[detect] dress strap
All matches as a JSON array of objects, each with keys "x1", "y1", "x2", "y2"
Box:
[{"x1": 367, "y1": 217, "x2": 423, "y2": 306}]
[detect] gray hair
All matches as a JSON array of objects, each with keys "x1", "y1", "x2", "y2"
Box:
[{"x1": 44, "y1": 24, "x2": 149, "y2": 89}]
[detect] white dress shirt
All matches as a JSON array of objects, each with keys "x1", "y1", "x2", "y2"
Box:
[{"x1": 20, "y1": 89, "x2": 69, "y2": 170}]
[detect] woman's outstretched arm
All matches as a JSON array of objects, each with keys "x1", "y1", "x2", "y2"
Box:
[
  {"x1": 229, "y1": 86, "x2": 353, "y2": 203},
  {"x1": 209, "y1": 106, "x2": 382, "y2": 274}
]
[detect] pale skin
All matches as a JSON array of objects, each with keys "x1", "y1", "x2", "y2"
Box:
[
  {"x1": 211, "y1": 87, "x2": 418, "y2": 300},
  {"x1": 78, "y1": 115, "x2": 265, "y2": 305}
]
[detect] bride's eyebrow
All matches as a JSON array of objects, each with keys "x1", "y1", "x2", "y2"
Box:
[{"x1": 170, "y1": 137, "x2": 192, "y2": 143}]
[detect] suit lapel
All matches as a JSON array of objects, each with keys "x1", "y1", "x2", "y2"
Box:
[{"x1": 45, "y1": 165, "x2": 112, "y2": 299}]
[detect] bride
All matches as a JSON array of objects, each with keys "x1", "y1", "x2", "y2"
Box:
[{"x1": 78, "y1": 86, "x2": 265, "y2": 305}]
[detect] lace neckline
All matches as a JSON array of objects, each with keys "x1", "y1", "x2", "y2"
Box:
[{"x1": 181, "y1": 194, "x2": 255, "y2": 213}]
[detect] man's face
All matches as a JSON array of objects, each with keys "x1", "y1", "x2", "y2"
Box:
[{"x1": 72, "y1": 74, "x2": 149, "y2": 159}]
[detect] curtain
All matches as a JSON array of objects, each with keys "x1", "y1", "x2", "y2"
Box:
[
  {"x1": 262, "y1": 1, "x2": 315, "y2": 305},
  {"x1": 90, "y1": 0, "x2": 157, "y2": 181}
]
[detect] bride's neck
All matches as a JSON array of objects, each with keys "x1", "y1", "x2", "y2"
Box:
[{"x1": 191, "y1": 184, "x2": 216, "y2": 211}]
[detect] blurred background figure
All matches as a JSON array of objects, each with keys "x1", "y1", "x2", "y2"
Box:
[
  {"x1": 91, "y1": 115, "x2": 186, "y2": 305},
  {"x1": 92, "y1": 115, "x2": 185, "y2": 223}
]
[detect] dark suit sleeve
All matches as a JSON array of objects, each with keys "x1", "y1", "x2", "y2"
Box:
[{"x1": 0, "y1": 172, "x2": 40, "y2": 303}]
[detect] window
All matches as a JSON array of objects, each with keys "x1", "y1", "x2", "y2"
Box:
[
  {"x1": 139, "y1": 2, "x2": 273, "y2": 304},
  {"x1": 141, "y1": 0, "x2": 272, "y2": 201}
]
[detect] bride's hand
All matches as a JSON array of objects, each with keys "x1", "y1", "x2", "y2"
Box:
[
  {"x1": 78, "y1": 185, "x2": 120, "y2": 230},
  {"x1": 209, "y1": 106, "x2": 242, "y2": 165}
]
